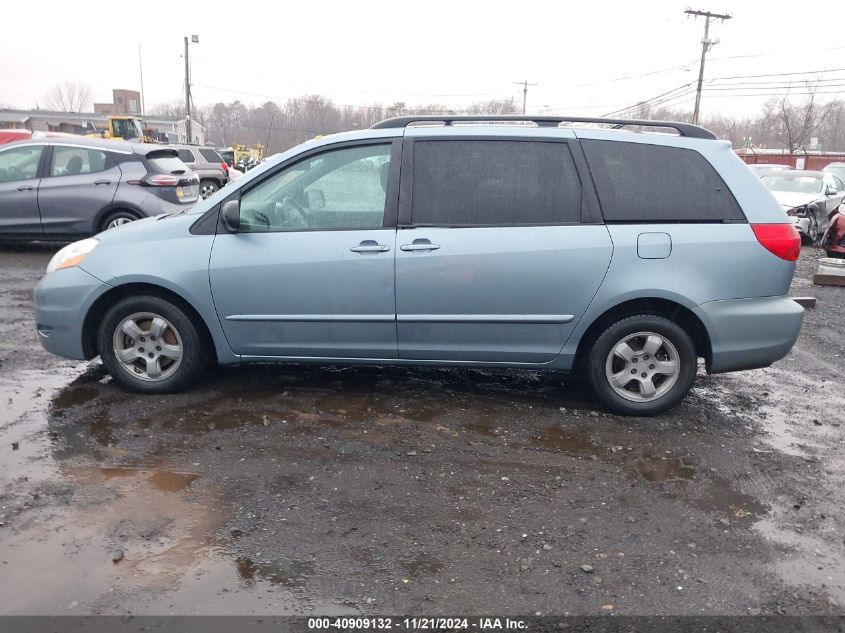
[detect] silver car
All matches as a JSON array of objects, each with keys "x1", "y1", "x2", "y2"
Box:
[
  {"x1": 0, "y1": 138, "x2": 198, "y2": 239},
  {"x1": 761, "y1": 170, "x2": 845, "y2": 244},
  {"x1": 172, "y1": 145, "x2": 229, "y2": 199},
  {"x1": 33, "y1": 115, "x2": 805, "y2": 416}
]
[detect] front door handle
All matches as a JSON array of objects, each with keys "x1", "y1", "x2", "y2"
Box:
[
  {"x1": 16, "y1": 185, "x2": 34, "y2": 192},
  {"x1": 400, "y1": 239, "x2": 440, "y2": 252},
  {"x1": 350, "y1": 240, "x2": 390, "y2": 254},
  {"x1": 93, "y1": 180, "x2": 112, "y2": 186}
]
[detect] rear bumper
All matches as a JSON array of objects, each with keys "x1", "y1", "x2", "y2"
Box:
[
  {"x1": 34, "y1": 267, "x2": 109, "y2": 360},
  {"x1": 693, "y1": 296, "x2": 804, "y2": 374}
]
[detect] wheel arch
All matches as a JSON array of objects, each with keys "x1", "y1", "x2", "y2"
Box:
[
  {"x1": 81, "y1": 282, "x2": 217, "y2": 360},
  {"x1": 573, "y1": 297, "x2": 712, "y2": 370}
]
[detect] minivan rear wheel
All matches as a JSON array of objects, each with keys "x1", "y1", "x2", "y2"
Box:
[
  {"x1": 97, "y1": 295, "x2": 207, "y2": 393},
  {"x1": 586, "y1": 315, "x2": 697, "y2": 416}
]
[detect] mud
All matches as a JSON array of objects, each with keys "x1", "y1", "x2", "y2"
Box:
[{"x1": 0, "y1": 244, "x2": 843, "y2": 615}]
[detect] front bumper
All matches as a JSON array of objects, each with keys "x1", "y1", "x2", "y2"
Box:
[
  {"x1": 34, "y1": 266, "x2": 109, "y2": 360},
  {"x1": 693, "y1": 296, "x2": 804, "y2": 374},
  {"x1": 791, "y1": 216, "x2": 810, "y2": 236}
]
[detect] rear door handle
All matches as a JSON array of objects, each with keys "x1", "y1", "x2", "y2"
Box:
[
  {"x1": 350, "y1": 240, "x2": 390, "y2": 254},
  {"x1": 400, "y1": 239, "x2": 440, "y2": 252},
  {"x1": 16, "y1": 185, "x2": 34, "y2": 192},
  {"x1": 93, "y1": 180, "x2": 112, "y2": 185}
]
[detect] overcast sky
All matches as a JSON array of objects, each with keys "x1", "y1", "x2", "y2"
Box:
[{"x1": 2, "y1": 0, "x2": 843, "y2": 119}]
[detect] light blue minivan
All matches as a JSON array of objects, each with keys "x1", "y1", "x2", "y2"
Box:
[{"x1": 34, "y1": 115, "x2": 805, "y2": 415}]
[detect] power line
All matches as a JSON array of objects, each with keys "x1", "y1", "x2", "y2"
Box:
[
  {"x1": 709, "y1": 67, "x2": 845, "y2": 81},
  {"x1": 601, "y1": 82, "x2": 697, "y2": 117},
  {"x1": 571, "y1": 59, "x2": 699, "y2": 88}
]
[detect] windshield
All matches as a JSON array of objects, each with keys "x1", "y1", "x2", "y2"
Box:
[
  {"x1": 824, "y1": 165, "x2": 845, "y2": 181},
  {"x1": 762, "y1": 174, "x2": 822, "y2": 195},
  {"x1": 112, "y1": 118, "x2": 142, "y2": 140}
]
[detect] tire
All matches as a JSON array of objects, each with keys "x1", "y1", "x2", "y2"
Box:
[
  {"x1": 97, "y1": 295, "x2": 208, "y2": 394},
  {"x1": 585, "y1": 314, "x2": 697, "y2": 416},
  {"x1": 100, "y1": 210, "x2": 138, "y2": 233},
  {"x1": 200, "y1": 180, "x2": 219, "y2": 199},
  {"x1": 801, "y1": 213, "x2": 819, "y2": 245}
]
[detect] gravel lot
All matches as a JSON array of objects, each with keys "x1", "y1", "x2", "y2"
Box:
[{"x1": 0, "y1": 243, "x2": 843, "y2": 616}]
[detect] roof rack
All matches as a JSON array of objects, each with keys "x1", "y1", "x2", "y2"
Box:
[{"x1": 370, "y1": 115, "x2": 717, "y2": 140}]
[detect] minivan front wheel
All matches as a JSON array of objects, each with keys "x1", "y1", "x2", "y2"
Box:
[
  {"x1": 97, "y1": 295, "x2": 207, "y2": 393},
  {"x1": 586, "y1": 315, "x2": 697, "y2": 416}
]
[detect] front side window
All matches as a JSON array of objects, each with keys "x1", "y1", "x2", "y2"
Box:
[
  {"x1": 0, "y1": 145, "x2": 43, "y2": 183},
  {"x1": 411, "y1": 140, "x2": 583, "y2": 226},
  {"x1": 582, "y1": 140, "x2": 745, "y2": 222},
  {"x1": 239, "y1": 144, "x2": 391, "y2": 232},
  {"x1": 49, "y1": 146, "x2": 108, "y2": 177}
]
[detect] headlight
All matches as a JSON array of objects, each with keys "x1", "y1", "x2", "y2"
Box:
[{"x1": 46, "y1": 238, "x2": 99, "y2": 273}]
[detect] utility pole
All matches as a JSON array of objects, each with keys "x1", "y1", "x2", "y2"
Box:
[
  {"x1": 184, "y1": 35, "x2": 198, "y2": 143},
  {"x1": 138, "y1": 44, "x2": 145, "y2": 116},
  {"x1": 685, "y1": 8, "x2": 732, "y2": 124},
  {"x1": 514, "y1": 80, "x2": 538, "y2": 115}
]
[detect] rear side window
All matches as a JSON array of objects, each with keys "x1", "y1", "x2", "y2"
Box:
[
  {"x1": 581, "y1": 140, "x2": 744, "y2": 222},
  {"x1": 146, "y1": 152, "x2": 189, "y2": 175},
  {"x1": 176, "y1": 149, "x2": 195, "y2": 163},
  {"x1": 49, "y1": 146, "x2": 109, "y2": 177},
  {"x1": 411, "y1": 140, "x2": 583, "y2": 226},
  {"x1": 199, "y1": 148, "x2": 222, "y2": 163}
]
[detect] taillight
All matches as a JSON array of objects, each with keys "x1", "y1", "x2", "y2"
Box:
[
  {"x1": 221, "y1": 162, "x2": 229, "y2": 174},
  {"x1": 751, "y1": 223, "x2": 801, "y2": 261},
  {"x1": 145, "y1": 174, "x2": 180, "y2": 187}
]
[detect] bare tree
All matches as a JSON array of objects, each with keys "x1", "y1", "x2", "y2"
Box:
[
  {"x1": 45, "y1": 82, "x2": 92, "y2": 112},
  {"x1": 147, "y1": 101, "x2": 185, "y2": 118},
  {"x1": 465, "y1": 99, "x2": 520, "y2": 115},
  {"x1": 761, "y1": 85, "x2": 836, "y2": 153},
  {"x1": 160, "y1": 91, "x2": 845, "y2": 154}
]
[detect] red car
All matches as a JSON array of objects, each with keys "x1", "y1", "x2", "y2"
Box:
[{"x1": 822, "y1": 205, "x2": 845, "y2": 258}]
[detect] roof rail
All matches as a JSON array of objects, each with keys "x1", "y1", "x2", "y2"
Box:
[{"x1": 370, "y1": 115, "x2": 717, "y2": 140}]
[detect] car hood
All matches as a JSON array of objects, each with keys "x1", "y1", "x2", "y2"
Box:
[
  {"x1": 92, "y1": 211, "x2": 198, "y2": 246},
  {"x1": 770, "y1": 191, "x2": 821, "y2": 209}
]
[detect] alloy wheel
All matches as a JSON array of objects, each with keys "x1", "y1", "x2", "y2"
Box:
[
  {"x1": 107, "y1": 217, "x2": 134, "y2": 230},
  {"x1": 604, "y1": 331, "x2": 681, "y2": 403},
  {"x1": 112, "y1": 312, "x2": 183, "y2": 381}
]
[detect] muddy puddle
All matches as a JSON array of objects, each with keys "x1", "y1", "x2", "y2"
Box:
[{"x1": 0, "y1": 364, "x2": 349, "y2": 614}]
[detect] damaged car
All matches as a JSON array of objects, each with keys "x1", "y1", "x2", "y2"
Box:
[{"x1": 761, "y1": 170, "x2": 845, "y2": 244}]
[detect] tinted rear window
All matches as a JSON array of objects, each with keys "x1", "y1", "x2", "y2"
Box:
[
  {"x1": 146, "y1": 153, "x2": 189, "y2": 175},
  {"x1": 199, "y1": 148, "x2": 222, "y2": 163},
  {"x1": 411, "y1": 140, "x2": 583, "y2": 226},
  {"x1": 581, "y1": 140, "x2": 744, "y2": 222}
]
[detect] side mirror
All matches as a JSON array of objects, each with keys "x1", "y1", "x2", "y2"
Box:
[
  {"x1": 221, "y1": 199, "x2": 240, "y2": 232},
  {"x1": 826, "y1": 185, "x2": 838, "y2": 196},
  {"x1": 305, "y1": 189, "x2": 326, "y2": 210}
]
